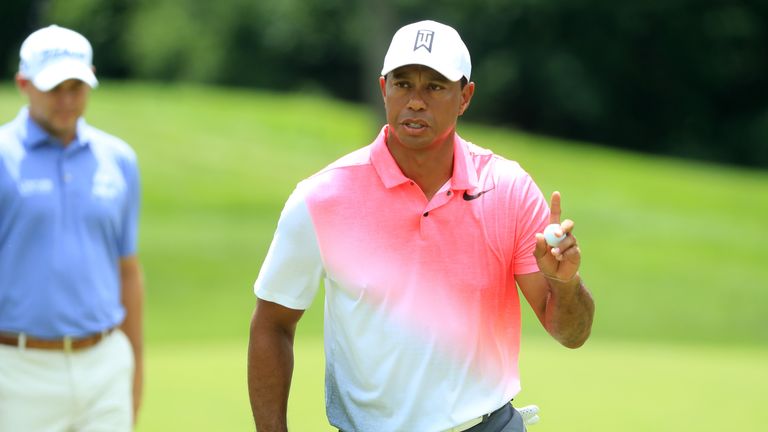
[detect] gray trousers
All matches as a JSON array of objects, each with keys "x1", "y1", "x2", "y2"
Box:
[
  {"x1": 337, "y1": 403, "x2": 526, "y2": 432},
  {"x1": 464, "y1": 403, "x2": 527, "y2": 432}
]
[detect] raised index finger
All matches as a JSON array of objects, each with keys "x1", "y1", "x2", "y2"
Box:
[{"x1": 549, "y1": 191, "x2": 562, "y2": 224}]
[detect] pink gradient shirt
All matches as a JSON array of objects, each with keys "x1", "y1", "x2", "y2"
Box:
[{"x1": 255, "y1": 126, "x2": 550, "y2": 431}]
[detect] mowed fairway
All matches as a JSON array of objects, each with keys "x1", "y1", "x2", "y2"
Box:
[
  {"x1": 1, "y1": 83, "x2": 767, "y2": 431},
  {"x1": 136, "y1": 338, "x2": 768, "y2": 431}
]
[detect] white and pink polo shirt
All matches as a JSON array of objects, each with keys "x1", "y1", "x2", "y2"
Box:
[{"x1": 255, "y1": 126, "x2": 550, "y2": 431}]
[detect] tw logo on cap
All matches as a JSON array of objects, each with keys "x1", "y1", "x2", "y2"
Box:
[{"x1": 414, "y1": 30, "x2": 434, "y2": 52}]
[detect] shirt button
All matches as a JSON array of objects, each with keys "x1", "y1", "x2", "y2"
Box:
[
  {"x1": 447, "y1": 191, "x2": 452, "y2": 196},
  {"x1": 423, "y1": 212, "x2": 429, "y2": 217},
  {"x1": 63, "y1": 173, "x2": 72, "y2": 182}
]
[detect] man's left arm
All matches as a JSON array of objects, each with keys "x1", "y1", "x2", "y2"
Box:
[
  {"x1": 517, "y1": 191, "x2": 594, "y2": 348},
  {"x1": 517, "y1": 271, "x2": 594, "y2": 348},
  {"x1": 120, "y1": 256, "x2": 144, "y2": 423}
]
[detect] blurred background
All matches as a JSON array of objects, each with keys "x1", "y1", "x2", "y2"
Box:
[
  {"x1": 1, "y1": 1, "x2": 767, "y2": 431},
  {"x1": 3, "y1": 0, "x2": 768, "y2": 168}
]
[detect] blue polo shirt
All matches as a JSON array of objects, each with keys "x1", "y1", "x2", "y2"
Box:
[{"x1": 0, "y1": 108, "x2": 140, "y2": 339}]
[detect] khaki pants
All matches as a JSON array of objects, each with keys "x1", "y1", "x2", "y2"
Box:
[{"x1": 0, "y1": 330, "x2": 134, "y2": 432}]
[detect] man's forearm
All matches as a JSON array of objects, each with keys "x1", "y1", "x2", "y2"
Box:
[
  {"x1": 544, "y1": 276, "x2": 594, "y2": 348},
  {"x1": 248, "y1": 318, "x2": 296, "y2": 432},
  {"x1": 120, "y1": 257, "x2": 144, "y2": 423}
]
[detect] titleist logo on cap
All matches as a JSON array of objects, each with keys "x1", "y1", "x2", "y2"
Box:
[{"x1": 22, "y1": 48, "x2": 87, "y2": 71}]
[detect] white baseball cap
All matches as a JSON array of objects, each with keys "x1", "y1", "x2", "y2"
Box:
[
  {"x1": 381, "y1": 20, "x2": 471, "y2": 82},
  {"x1": 19, "y1": 25, "x2": 98, "y2": 92}
]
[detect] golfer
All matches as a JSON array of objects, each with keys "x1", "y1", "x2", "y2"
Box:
[
  {"x1": 0, "y1": 25, "x2": 143, "y2": 431},
  {"x1": 248, "y1": 20, "x2": 594, "y2": 432}
]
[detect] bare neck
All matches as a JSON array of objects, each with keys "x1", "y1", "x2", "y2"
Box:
[
  {"x1": 388, "y1": 138, "x2": 455, "y2": 201},
  {"x1": 29, "y1": 114, "x2": 76, "y2": 147}
]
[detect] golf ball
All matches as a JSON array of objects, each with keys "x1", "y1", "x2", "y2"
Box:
[{"x1": 543, "y1": 224, "x2": 566, "y2": 247}]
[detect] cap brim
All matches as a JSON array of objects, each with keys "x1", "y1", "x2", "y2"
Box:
[
  {"x1": 31, "y1": 59, "x2": 98, "y2": 92},
  {"x1": 381, "y1": 60, "x2": 464, "y2": 82}
]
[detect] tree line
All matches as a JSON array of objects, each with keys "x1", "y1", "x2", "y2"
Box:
[{"x1": 2, "y1": 0, "x2": 766, "y2": 167}]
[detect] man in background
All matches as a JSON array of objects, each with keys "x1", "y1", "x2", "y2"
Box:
[
  {"x1": 248, "y1": 20, "x2": 594, "y2": 432},
  {"x1": 0, "y1": 25, "x2": 143, "y2": 431}
]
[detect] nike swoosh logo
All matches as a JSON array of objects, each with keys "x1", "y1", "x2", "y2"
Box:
[{"x1": 462, "y1": 188, "x2": 494, "y2": 201}]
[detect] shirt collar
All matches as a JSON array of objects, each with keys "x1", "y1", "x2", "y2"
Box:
[
  {"x1": 19, "y1": 106, "x2": 91, "y2": 150},
  {"x1": 370, "y1": 125, "x2": 410, "y2": 188},
  {"x1": 450, "y1": 133, "x2": 478, "y2": 192},
  {"x1": 370, "y1": 125, "x2": 478, "y2": 192}
]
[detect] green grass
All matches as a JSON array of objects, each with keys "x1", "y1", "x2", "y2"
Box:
[
  {"x1": 137, "y1": 337, "x2": 768, "y2": 431},
  {"x1": 2, "y1": 82, "x2": 767, "y2": 431}
]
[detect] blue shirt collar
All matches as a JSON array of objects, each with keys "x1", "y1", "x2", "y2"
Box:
[{"x1": 18, "y1": 107, "x2": 91, "y2": 150}]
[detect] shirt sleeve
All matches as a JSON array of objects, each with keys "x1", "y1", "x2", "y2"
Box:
[
  {"x1": 254, "y1": 184, "x2": 324, "y2": 310},
  {"x1": 512, "y1": 173, "x2": 550, "y2": 275},
  {"x1": 119, "y1": 152, "x2": 140, "y2": 257}
]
